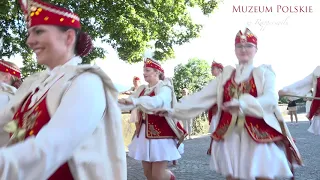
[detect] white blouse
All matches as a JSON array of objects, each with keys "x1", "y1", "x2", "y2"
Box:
[
  {"x1": 0, "y1": 59, "x2": 107, "y2": 179},
  {"x1": 131, "y1": 81, "x2": 172, "y2": 111},
  {"x1": 28, "y1": 57, "x2": 82, "y2": 109},
  {"x1": 282, "y1": 73, "x2": 313, "y2": 100},
  {"x1": 119, "y1": 80, "x2": 173, "y2": 113},
  {"x1": 0, "y1": 83, "x2": 16, "y2": 110}
]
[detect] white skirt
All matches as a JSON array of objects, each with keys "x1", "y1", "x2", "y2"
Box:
[
  {"x1": 209, "y1": 127, "x2": 293, "y2": 180},
  {"x1": 128, "y1": 124, "x2": 182, "y2": 162},
  {"x1": 178, "y1": 143, "x2": 184, "y2": 154},
  {"x1": 308, "y1": 115, "x2": 320, "y2": 135}
]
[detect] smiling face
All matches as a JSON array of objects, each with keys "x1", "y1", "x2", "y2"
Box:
[
  {"x1": 143, "y1": 67, "x2": 159, "y2": 83},
  {"x1": 235, "y1": 42, "x2": 257, "y2": 63},
  {"x1": 26, "y1": 25, "x2": 77, "y2": 69}
]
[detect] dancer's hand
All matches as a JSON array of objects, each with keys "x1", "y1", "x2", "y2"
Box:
[
  {"x1": 222, "y1": 99, "x2": 240, "y2": 114},
  {"x1": 118, "y1": 98, "x2": 133, "y2": 105},
  {"x1": 278, "y1": 90, "x2": 286, "y2": 97},
  {"x1": 118, "y1": 98, "x2": 126, "y2": 104}
]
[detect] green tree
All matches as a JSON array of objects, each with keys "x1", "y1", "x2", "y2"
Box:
[
  {"x1": 278, "y1": 96, "x2": 288, "y2": 104},
  {"x1": 172, "y1": 58, "x2": 213, "y2": 135},
  {"x1": 0, "y1": 0, "x2": 219, "y2": 77},
  {"x1": 173, "y1": 58, "x2": 212, "y2": 100}
]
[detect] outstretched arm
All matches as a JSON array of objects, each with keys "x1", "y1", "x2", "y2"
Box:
[
  {"x1": 131, "y1": 86, "x2": 172, "y2": 111},
  {"x1": 279, "y1": 73, "x2": 313, "y2": 99},
  {"x1": 168, "y1": 79, "x2": 218, "y2": 120}
]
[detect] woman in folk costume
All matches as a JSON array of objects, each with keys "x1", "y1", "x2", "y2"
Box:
[
  {"x1": 206, "y1": 61, "x2": 223, "y2": 155},
  {"x1": 0, "y1": 60, "x2": 22, "y2": 109},
  {"x1": 279, "y1": 67, "x2": 320, "y2": 135},
  {"x1": 208, "y1": 61, "x2": 223, "y2": 133},
  {"x1": 0, "y1": 0, "x2": 127, "y2": 179},
  {"x1": 0, "y1": 60, "x2": 22, "y2": 146},
  {"x1": 118, "y1": 57, "x2": 187, "y2": 180},
  {"x1": 122, "y1": 76, "x2": 141, "y2": 95},
  {"x1": 155, "y1": 28, "x2": 302, "y2": 180}
]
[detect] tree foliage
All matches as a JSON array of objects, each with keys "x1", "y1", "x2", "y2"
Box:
[
  {"x1": 172, "y1": 58, "x2": 212, "y2": 134},
  {"x1": 0, "y1": 0, "x2": 219, "y2": 76},
  {"x1": 278, "y1": 96, "x2": 304, "y2": 104},
  {"x1": 173, "y1": 58, "x2": 212, "y2": 100}
]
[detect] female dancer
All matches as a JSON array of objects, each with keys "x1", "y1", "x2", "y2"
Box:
[
  {"x1": 207, "y1": 61, "x2": 223, "y2": 155},
  {"x1": 0, "y1": 0, "x2": 126, "y2": 179},
  {"x1": 155, "y1": 28, "x2": 302, "y2": 180},
  {"x1": 0, "y1": 60, "x2": 22, "y2": 109},
  {"x1": 119, "y1": 57, "x2": 186, "y2": 180}
]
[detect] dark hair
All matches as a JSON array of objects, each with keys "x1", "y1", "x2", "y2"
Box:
[
  {"x1": 12, "y1": 79, "x2": 22, "y2": 89},
  {"x1": 159, "y1": 73, "x2": 165, "y2": 80},
  {"x1": 57, "y1": 26, "x2": 93, "y2": 57}
]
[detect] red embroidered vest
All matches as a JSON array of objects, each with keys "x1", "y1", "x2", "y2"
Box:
[
  {"x1": 212, "y1": 71, "x2": 283, "y2": 143},
  {"x1": 307, "y1": 77, "x2": 320, "y2": 120},
  {"x1": 135, "y1": 88, "x2": 186, "y2": 139},
  {"x1": 12, "y1": 87, "x2": 73, "y2": 179},
  {"x1": 208, "y1": 104, "x2": 218, "y2": 125}
]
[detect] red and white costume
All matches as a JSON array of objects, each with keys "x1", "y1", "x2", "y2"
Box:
[
  {"x1": 208, "y1": 62, "x2": 223, "y2": 133},
  {"x1": 0, "y1": 1, "x2": 126, "y2": 179},
  {"x1": 0, "y1": 60, "x2": 21, "y2": 146},
  {"x1": 120, "y1": 58, "x2": 186, "y2": 162},
  {"x1": 282, "y1": 66, "x2": 320, "y2": 135},
  {"x1": 0, "y1": 60, "x2": 21, "y2": 109},
  {"x1": 166, "y1": 28, "x2": 302, "y2": 179}
]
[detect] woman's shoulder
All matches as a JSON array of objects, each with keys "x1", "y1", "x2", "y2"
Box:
[{"x1": 254, "y1": 64, "x2": 276, "y2": 75}]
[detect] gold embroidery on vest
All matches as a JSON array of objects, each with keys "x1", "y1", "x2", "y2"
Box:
[
  {"x1": 247, "y1": 123, "x2": 270, "y2": 139},
  {"x1": 148, "y1": 124, "x2": 160, "y2": 137}
]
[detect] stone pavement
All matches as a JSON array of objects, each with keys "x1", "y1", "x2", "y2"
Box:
[{"x1": 127, "y1": 117, "x2": 320, "y2": 180}]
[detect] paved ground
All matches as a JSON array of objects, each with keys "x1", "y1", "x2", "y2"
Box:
[{"x1": 127, "y1": 114, "x2": 320, "y2": 180}]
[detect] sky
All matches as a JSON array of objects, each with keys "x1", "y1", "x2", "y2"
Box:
[{"x1": 8, "y1": 0, "x2": 320, "y2": 92}]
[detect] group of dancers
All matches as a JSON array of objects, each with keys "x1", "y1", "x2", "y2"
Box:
[
  {"x1": 0, "y1": 0, "x2": 317, "y2": 179},
  {"x1": 119, "y1": 27, "x2": 314, "y2": 180}
]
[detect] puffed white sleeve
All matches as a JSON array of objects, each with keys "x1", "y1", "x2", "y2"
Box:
[
  {"x1": 118, "y1": 87, "x2": 143, "y2": 112},
  {"x1": 170, "y1": 79, "x2": 218, "y2": 120},
  {"x1": 0, "y1": 94, "x2": 9, "y2": 110},
  {"x1": 0, "y1": 107, "x2": 14, "y2": 147},
  {"x1": 238, "y1": 66, "x2": 278, "y2": 117},
  {"x1": 131, "y1": 86, "x2": 172, "y2": 110},
  {"x1": 281, "y1": 73, "x2": 313, "y2": 99},
  {"x1": 0, "y1": 72, "x2": 106, "y2": 180}
]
